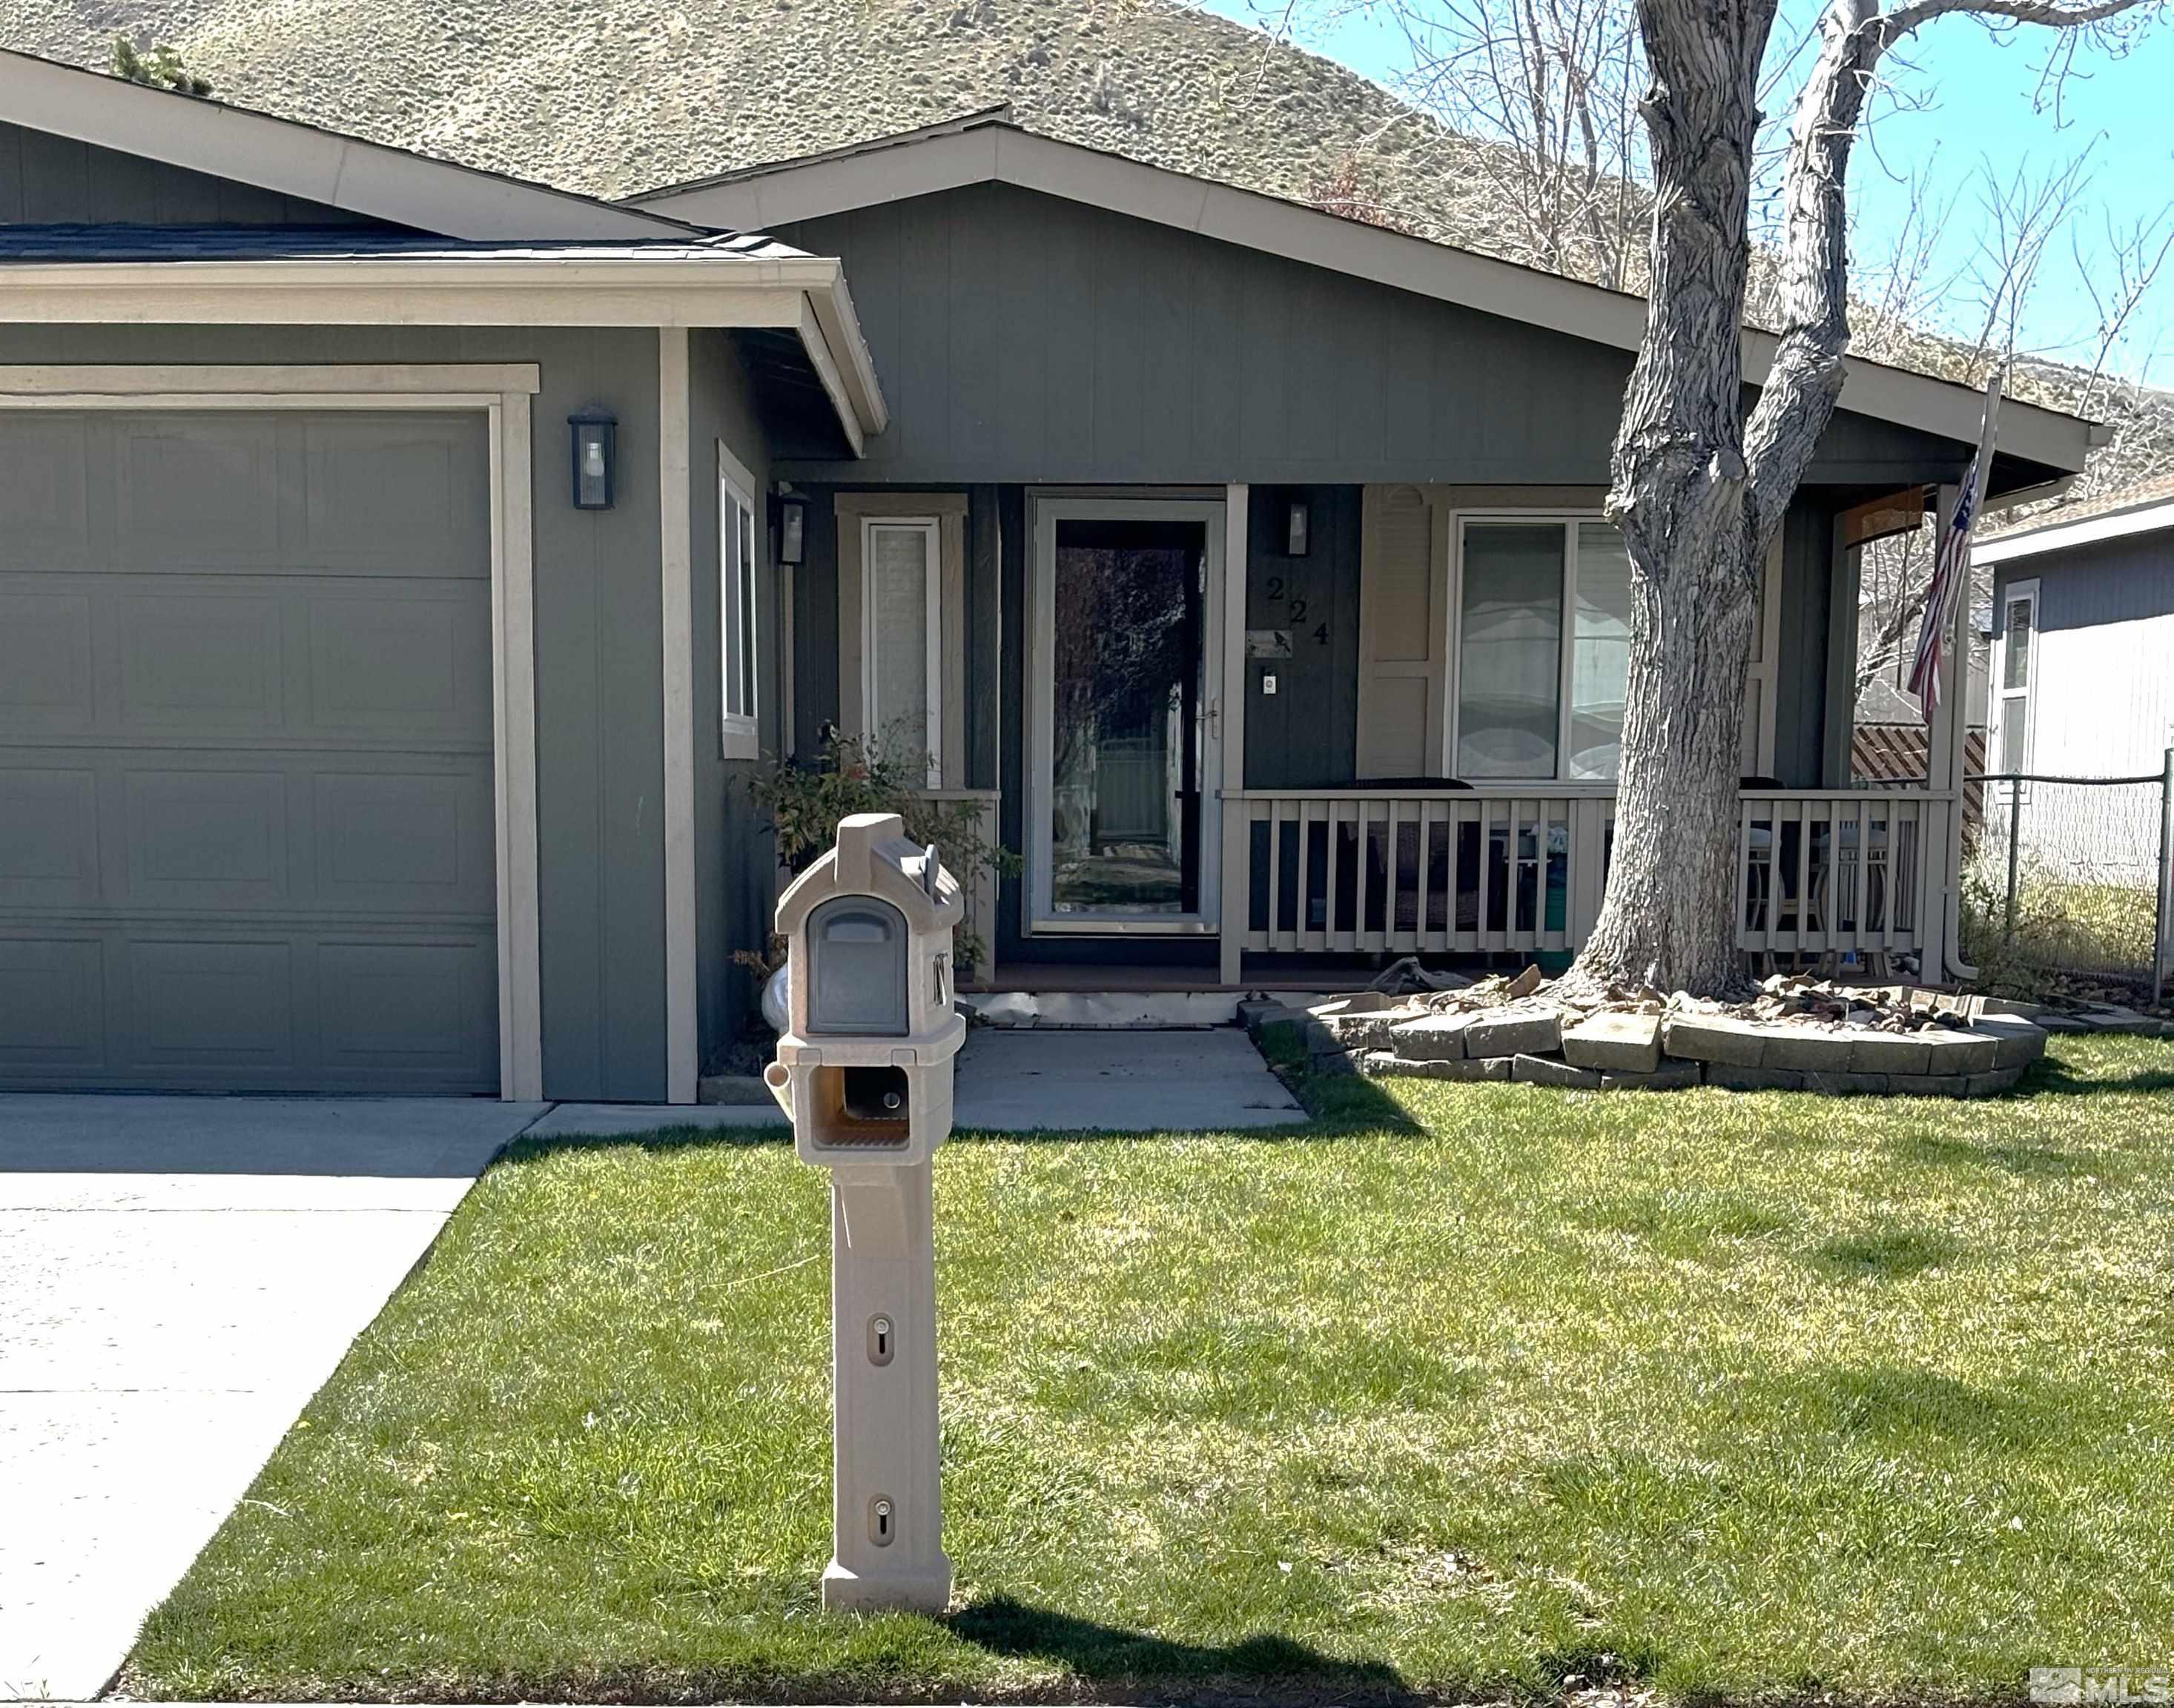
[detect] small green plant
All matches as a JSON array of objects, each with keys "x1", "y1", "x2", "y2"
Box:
[
  {"x1": 741, "y1": 730, "x2": 1018, "y2": 976},
  {"x1": 110, "y1": 35, "x2": 214, "y2": 96}
]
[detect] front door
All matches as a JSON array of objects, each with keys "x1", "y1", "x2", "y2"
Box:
[{"x1": 1027, "y1": 496, "x2": 1225, "y2": 933}]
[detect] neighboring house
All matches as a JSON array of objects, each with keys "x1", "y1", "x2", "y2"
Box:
[
  {"x1": 0, "y1": 54, "x2": 2102, "y2": 1102},
  {"x1": 1972, "y1": 472, "x2": 2174, "y2": 884}
]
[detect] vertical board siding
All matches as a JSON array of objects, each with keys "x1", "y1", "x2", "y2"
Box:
[
  {"x1": 1998, "y1": 534, "x2": 2174, "y2": 778},
  {"x1": 0, "y1": 119, "x2": 385, "y2": 228},
  {"x1": 774, "y1": 182, "x2": 1969, "y2": 489}
]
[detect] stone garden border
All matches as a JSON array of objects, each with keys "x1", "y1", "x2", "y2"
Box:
[{"x1": 1238, "y1": 989, "x2": 2128, "y2": 1096}]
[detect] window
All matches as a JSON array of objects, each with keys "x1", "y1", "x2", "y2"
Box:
[
  {"x1": 862, "y1": 517, "x2": 942, "y2": 786},
  {"x1": 719, "y1": 450, "x2": 760, "y2": 759},
  {"x1": 1454, "y1": 516, "x2": 1636, "y2": 781},
  {"x1": 1995, "y1": 579, "x2": 2038, "y2": 776}
]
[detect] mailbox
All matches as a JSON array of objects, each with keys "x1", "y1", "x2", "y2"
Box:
[
  {"x1": 764, "y1": 812, "x2": 964, "y2": 1615},
  {"x1": 766, "y1": 812, "x2": 964, "y2": 1168}
]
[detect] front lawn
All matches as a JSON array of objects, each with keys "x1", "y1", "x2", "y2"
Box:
[{"x1": 133, "y1": 1036, "x2": 2174, "y2": 1704}]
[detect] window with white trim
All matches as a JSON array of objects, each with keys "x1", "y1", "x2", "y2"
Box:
[
  {"x1": 862, "y1": 515, "x2": 943, "y2": 787},
  {"x1": 1453, "y1": 515, "x2": 1635, "y2": 781},
  {"x1": 719, "y1": 451, "x2": 760, "y2": 759},
  {"x1": 1994, "y1": 578, "x2": 2038, "y2": 776}
]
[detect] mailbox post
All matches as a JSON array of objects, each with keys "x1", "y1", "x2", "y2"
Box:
[{"x1": 764, "y1": 812, "x2": 965, "y2": 1614}]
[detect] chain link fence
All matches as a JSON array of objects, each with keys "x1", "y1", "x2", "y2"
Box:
[{"x1": 1963, "y1": 756, "x2": 2174, "y2": 1002}]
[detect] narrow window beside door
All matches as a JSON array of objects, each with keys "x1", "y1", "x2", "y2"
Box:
[
  {"x1": 721, "y1": 451, "x2": 760, "y2": 759},
  {"x1": 862, "y1": 517, "x2": 942, "y2": 787}
]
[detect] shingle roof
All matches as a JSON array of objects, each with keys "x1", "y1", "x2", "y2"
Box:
[
  {"x1": 0, "y1": 222, "x2": 807, "y2": 262},
  {"x1": 1978, "y1": 469, "x2": 2174, "y2": 543}
]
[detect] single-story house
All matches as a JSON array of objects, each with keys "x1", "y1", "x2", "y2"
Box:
[
  {"x1": 1972, "y1": 472, "x2": 2174, "y2": 886},
  {"x1": 0, "y1": 53, "x2": 2103, "y2": 1102}
]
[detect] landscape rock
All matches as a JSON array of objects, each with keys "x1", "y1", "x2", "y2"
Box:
[
  {"x1": 1704, "y1": 1064, "x2": 1807, "y2": 1092},
  {"x1": 1918, "y1": 1030, "x2": 1999, "y2": 1076},
  {"x1": 1503, "y1": 964, "x2": 1545, "y2": 999},
  {"x1": 1464, "y1": 1007, "x2": 1562, "y2": 1059},
  {"x1": 1963, "y1": 1066, "x2": 2028, "y2": 1096},
  {"x1": 1757, "y1": 1027, "x2": 1860, "y2": 1073},
  {"x1": 1561, "y1": 1010, "x2": 1662, "y2": 1073},
  {"x1": 1598, "y1": 1062, "x2": 1702, "y2": 1090},
  {"x1": 1361, "y1": 1052, "x2": 1511, "y2": 1082},
  {"x1": 1387, "y1": 1013, "x2": 1473, "y2": 1062},
  {"x1": 1512, "y1": 1053, "x2": 1602, "y2": 1090},
  {"x1": 1847, "y1": 1033, "x2": 1933, "y2": 1075},
  {"x1": 1801, "y1": 1070, "x2": 1893, "y2": 1095},
  {"x1": 1661, "y1": 1013, "x2": 1766, "y2": 1067},
  {"x1": 1970, "y1": 1013, "x2": 2049, "y2": 1069}
]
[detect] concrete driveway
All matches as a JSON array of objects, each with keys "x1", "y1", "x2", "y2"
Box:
[{"x1": 0, "y1": 1096, "x2": 545, "y2": 1701}]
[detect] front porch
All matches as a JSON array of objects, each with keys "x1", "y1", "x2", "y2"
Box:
[{"x1": 873, "y1": 482, "x2": 1978, "y2": 993}]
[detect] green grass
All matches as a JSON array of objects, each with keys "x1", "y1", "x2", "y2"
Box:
[{"x1": 131, "y1": 1036, "x2": 2174, "y2": 1704}]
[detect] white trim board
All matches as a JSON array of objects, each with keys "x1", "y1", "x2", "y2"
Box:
[
  {"x1": 632, "y1": 121, "x2": 2100, "y2": 477},
  {"x1": 1974, "y1": 497, "x2": 2174, "y2": 565},
  {"x1": 0, "y1": 362, "x2": 545, "y2": 1101},
  {"x1": 658, "y1": 329, "x2": 699, "y2": 1105},
  {"x1": 0, "y1": 259, "x2": 886, "y2": 449},
  {"x1": 0, "y1": 46, "x2": 683, "y2": 240}
]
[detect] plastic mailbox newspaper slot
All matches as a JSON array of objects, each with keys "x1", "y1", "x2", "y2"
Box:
[{"x1": 765, "y1": 812, "x2": 965, "y2": 1613}]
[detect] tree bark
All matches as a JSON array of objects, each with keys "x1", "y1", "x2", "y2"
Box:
[
  {"x1": 1565, "y1": 0, "x2": 1777, "y2": 997},
  {"x1": 1565, "y1": 0, "x2": 2143, "y2": 998}
]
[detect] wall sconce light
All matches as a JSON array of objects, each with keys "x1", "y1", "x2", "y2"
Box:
[
  {"x1": 568, "y1": 407, "x2": 617, "y2": 510},
  {"x1": 1286, "y1": 497, "x2": 1311, "y2": 557},
  {"x1": 776, "y1": 494, "x2": 807, "y2": 566}
]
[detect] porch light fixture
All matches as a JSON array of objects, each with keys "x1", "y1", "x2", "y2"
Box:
[
  {"x1": 568, "y1": 406, "x2": 617, "y2": 510},
  {"x1": 776, "y1": 493, "x2": 807, "y2": 566},
  {"x1": 1286, "y1": 497, "x2": 1310, "y2": 557}
]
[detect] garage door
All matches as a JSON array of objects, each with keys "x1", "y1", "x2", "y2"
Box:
[{"x1": 0, "y1": 408, "x2": 499, "y2": 1093}]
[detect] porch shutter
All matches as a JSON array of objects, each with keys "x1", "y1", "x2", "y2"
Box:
[{"x1": 1355, "y1": 484, "x2": 1447, "y2": 777}]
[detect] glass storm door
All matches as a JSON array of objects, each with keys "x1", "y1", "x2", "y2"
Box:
[{"x1": 1028, "y1": 497, "x2": 1226, "y2": 932}]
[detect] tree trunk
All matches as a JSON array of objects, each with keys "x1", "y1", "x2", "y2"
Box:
[
  {"x1": 1563, "y1": 0, "x2": 2144, "y2": 997},
  {"x1": 1565, "y1": 0, "x2": 1775, "y2": 997}
]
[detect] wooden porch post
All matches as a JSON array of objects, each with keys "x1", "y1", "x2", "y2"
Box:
[{"x1": 1219, "y1": 484, "x2": 1250, "y2": 986}]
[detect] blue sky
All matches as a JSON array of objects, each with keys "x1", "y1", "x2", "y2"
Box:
[{"x1": 1198, "y1": 0, "x2": 2173, "y2": 383}]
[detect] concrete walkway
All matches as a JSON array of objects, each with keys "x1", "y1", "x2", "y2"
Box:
[
  {"x1": 0, "y1": 1097, "x2": 545, "y2": 1702},
  {"x1": 951, "y1": 1028, "x2": 1307, "y2": 1131},
  {"x1": 0, "y1": 1033, "x2": 1298, "y2": 1697}
]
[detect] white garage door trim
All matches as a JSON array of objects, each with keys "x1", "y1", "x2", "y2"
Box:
[{"x1": 0, "y1": 363, "x2": 545, "y2": 1101}]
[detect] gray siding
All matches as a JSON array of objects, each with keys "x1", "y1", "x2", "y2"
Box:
[
  {"x1": 688, "y1": 328, "x2": 776, "y2": 1070},
  {"x1": 1774, "y1": 496, "x2": 1839, "y2": 790},
  {"x1": 1995, "y1": 529, "x2": 2174, "y2": 778},
  {"x1": 774, "y1": 182, "x2": 1976, "y2": 489},
  {"x1": 0, "y1": 119, "x2": 391, "y2": 228},
  {"x1": 0, "y1": 322, "x2": 673, "y2": 1099},
  {"x1": 1244, "y1": 485, "x2": 1362, "y2": 789}
]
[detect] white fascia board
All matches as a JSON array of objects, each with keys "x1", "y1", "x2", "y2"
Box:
[
  {"x1": 1973, "y1": 497, "x2": 2174, "y2": 566},
  {"x1": 0, "y1": 48, "x2": 684, "y2": 240},
  {"x1": 637, "y1": 123, "x2": 2098, "y2": 477},
  {"x1": 0, "y1": 256, "x2": 887, "y2": 443}
]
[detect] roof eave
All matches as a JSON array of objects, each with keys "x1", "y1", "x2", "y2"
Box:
[
  {"x1": 0, "y1": 254, "x2": 888, "y2": 446},
  {"x1": 0, "y1": 47, "x2": 692, "y2": 241}
]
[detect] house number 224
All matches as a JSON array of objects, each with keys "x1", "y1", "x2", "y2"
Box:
[{"x1": 1263, "y1": 577, "x2": 1329, "y2": 646}]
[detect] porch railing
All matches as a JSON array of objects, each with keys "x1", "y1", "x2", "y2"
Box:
[{"x1": 1228, "y1": 786, "x2": 1931, "y2": 964}]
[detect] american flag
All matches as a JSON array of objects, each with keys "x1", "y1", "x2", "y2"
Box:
[{"x1": 1908, "y1": 369, "x2": 2003, "y2": 718}]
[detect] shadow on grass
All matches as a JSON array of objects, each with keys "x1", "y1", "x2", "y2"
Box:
[
  {"x1": 1781, "y1": 1362, "x2": 2058, "y2": 1449},
  {"x1": 950, "y1": 1595, "x2": 1417, "y2": 1705},
  {"x1": 1810, "y1": 1226, "x2": 1961, "y2": 1279},
  {"x1": 2012, "y1": 1050, "x2": 2174, "y2": 1099},
  {"x1": 1904, "y1": 1130, "x2": 2107, "y2": 1179}
]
